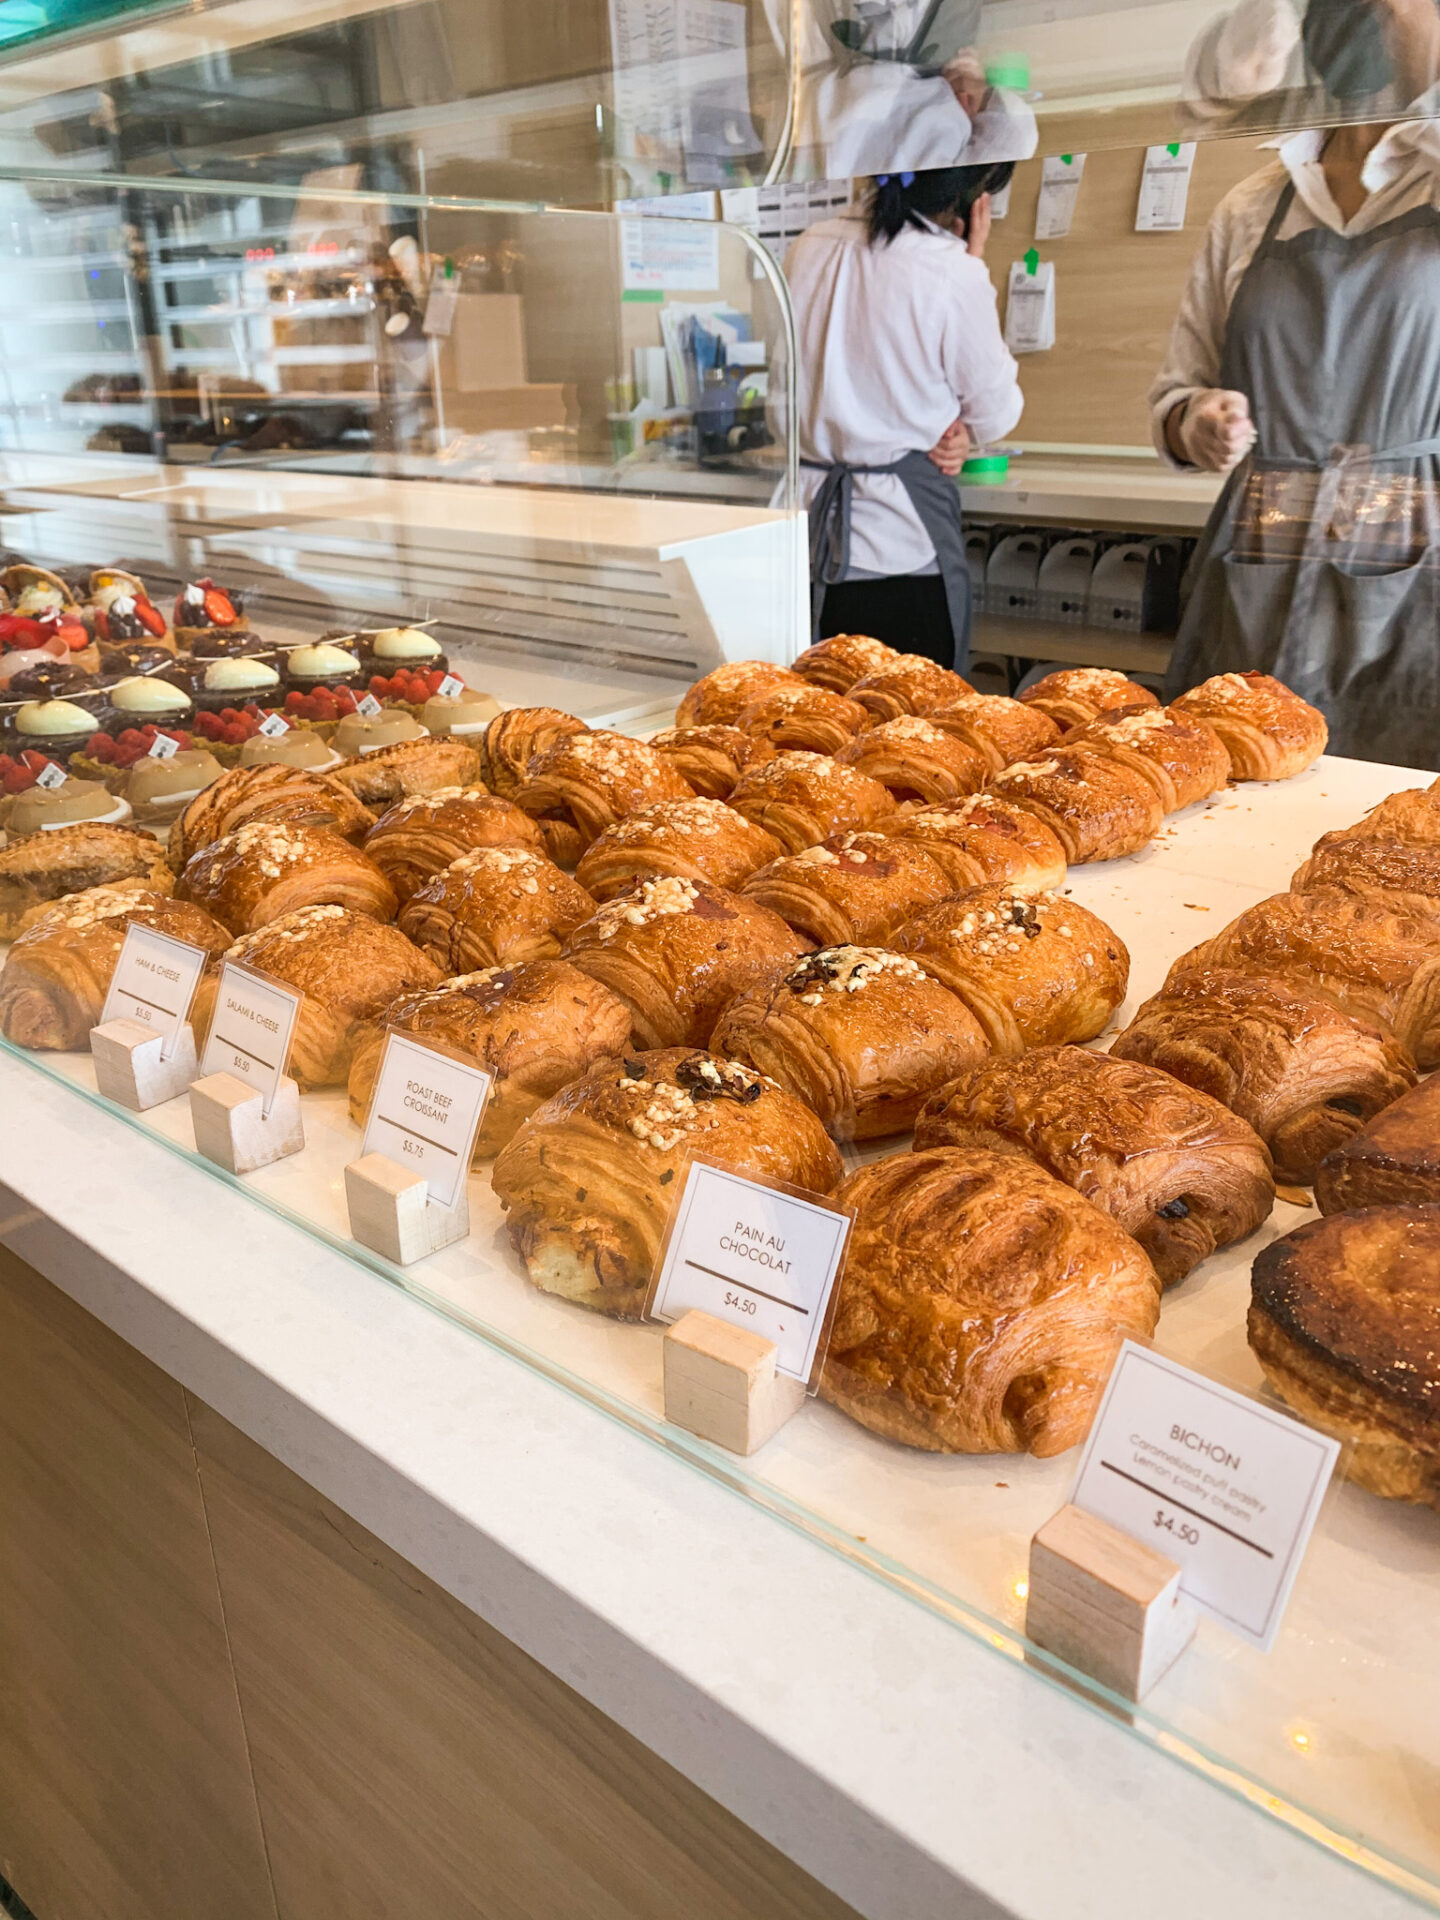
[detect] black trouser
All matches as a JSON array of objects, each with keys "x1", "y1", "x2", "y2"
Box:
[{"x1": 816, "y1": 575, "x2": 954, "y2": 671}]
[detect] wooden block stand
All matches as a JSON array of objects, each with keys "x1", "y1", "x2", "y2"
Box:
[
  {"x1": 189, "y1": 1072, "x2": 305, "y2": 1175},
  {"x1": 344, "y1": 1153, "x2": 469, "y2": 1266},
  {"x1": 90, "y1": 1018, "x2": 198, "y2": 1112},
  {"x1": 662, "y1": 1310, "x2": 806, "y2": 1457}
]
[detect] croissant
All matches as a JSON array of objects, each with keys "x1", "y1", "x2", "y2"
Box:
[
  {"x1": 819, "y1": 1148, "x2": 1160, "y2": 1456},
  {"x1": 1338, "y1": 784, "x2": 1440, "y2": 844},
  {"x1": 169, "y1": 763, "x2": 374, "y2": 872},
  {"x1": 735, "y1": 682, "x2": 869, "y2": 755},
  {"x1": 574, "y1": 796, "x2": 783, "y2": 901},
  {"x1": 398, "y1": 846, "x2": 595, "y2": 972},
  {"x1": 1020, "y1": 667, "x2": 1158, "y2": 730},
  {"x1": 1314, "y1": 1075, "x2": 1440, "y2": 1215},
  {"x1": 835, "y1": 715, "x2": 988, "y2": 804},
  {"x1": 647, "y1": 725, "x2": 764, "y2": 799},
  {"x1": 914, "y1": 1046, "x2": 1274, "y2": 1287},
  {"x1": 1170, "y1": 671, "x2": 1327, "y2": 780},
  {"x1": 1111, "y1": 967, "x2": 1416, "y2": 1186},
  {"x1": 360, "y1": 787, "x2": 546, "y2": 905},
  {"x1": 475, "y1": 706, "x2": 588, "y2": 800},
  {"x1": 491, "y1": 1047, "x2": 842, "y2": 1318},
  {"x1": 1167, "y1": 887, "x2": 1440, "y2": 1068},
  {"x1": 331, "y1": 735, "x2": 483, "y2": 809},
  {"x1": 790, "y1": 632, "x2": 896, "y2": 691},
  {"x1": 0, "y1": 822, "x2": 170, "y2": 939},
  {"x1": 674, "y1": 660, "x2": 804, "y2": 728},
  {"x1": 741, "y1": 831, "x2": 953, "y2": 945},
  {"x1": 894, "y1": 886, "x2": 1129, "y2": 1054},
  {"x1": 1064, "y1": 705, "x2": 1231, "y2": 812},
  {"x1": 561, "y1": 874, "x2": 805, "y2": 1047},
  {"x1": 177, "y1": 820, "x2": 397, "y2": 935},
  {"x1": 726, "y1": 750, "x2": 894, "y2": 853},
  {"x1": 192, "y1": 905, "x2": 441, "y2": 1088},
  {"x1": 514, "y1": 730, "x2": 695, "y2": 867},
  {"x1": 346, "y1": 960, "x2": 634, "y2": 1157},
  {"x1": 922, "y1": 691, "x2": 1062, "y2": 771},
  {"x1": 0, "y1": 888, "x2": 230, "y2": 1050},
  {"x1": 1291, "y1": 831, "x2": 1440, "y2": 927},
  {"x1": 986, "y1": 747, "x2": 1163, "y2": 862},
  {"x1": 847, "y1": 654, "x2": 972, "y2": 723},
  {"x1": 712, "y1": 946, "x2": 988, "y2": 1141},
  {"x1": 880, "y1": 793, "x2": 1067, "y2": 892}
]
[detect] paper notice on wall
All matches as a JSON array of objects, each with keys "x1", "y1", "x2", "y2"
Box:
[
  {"x1": 1136, "y1": 143, "x2": 1197, "y2": 232},
  {"x1": 620, "y1": 216, "x2": 721, "y2": 291},
  {"x1": 1005, "y1": 256, "x2": 1055, "y2": 354},
  {"x1": 1034, "y1": 154, "x2": 1085, "y2": 239}
]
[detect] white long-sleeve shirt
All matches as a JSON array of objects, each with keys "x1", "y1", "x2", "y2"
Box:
[{"x1": 787, "y1": 211, "x2": 1023, "y2": 575}]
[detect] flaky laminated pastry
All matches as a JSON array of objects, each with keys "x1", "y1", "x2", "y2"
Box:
[
  {"x1": 1019, "y1": 667, "x2": 1158, "y2": 730},
  {"x1": 847, "y1": 654, "x2": 972, "y2": 723},
  {"x1": 1065, "y1": 704, "x2": 1231, "y2": 813},
  {"x1": 399, "y1": 845, "x2": 595, "y2": 972},
  {"x1": 1170, "y1": 670, "x2": 1327, "y2": 781},
  {"x1": 178, "y1": 820, "x2": 397, "y2": 935},
  {"x1": 0, "y1": 822, "x2": 170, "y2": 939},
  {"x1": 514, "y1": 730, "x2": 694, "y2": 867},
  {"x1": 646, "y1": 725, "x2": 763, "y2": 799},
  {"x1": 880, "y1": 793, "x2": 1067, "y2": 892},
  {"x1": 1313, "y1": 1075, "x2": 1440, "y2": 1214},
  {"x1": 331, "y1": 734, "x2": 483, "y2": 810},
  {"x1": 726, "y1": 749, "x2": 893, "y2": 854},
  {"x1": 168, "y1": 762, "x2": 374, "y2": 873},
  {"x1": 790, "y1": 632, "x2": 896, "y2": 692},
  {"x1": 735, "y1": 682, "x2": 869, "y2": 755},
  {"x1": 575, "y1": 796, "x2": 783, "y2": 901},
  {"x1": 363, "y1": 787, "x2": 546, "y2": 904},
  {"x1": 475, "y1": 706, "x2": 588, "y2": 800},
  {"x1": 674, "y1": 660, "x2": 803, "y2": 728},
  {"x1": 922, "y1": 691, "x2": 1061, "y2": 771},
  {"x1": 987, "y1": 746, "x2": 1163, "y2": 863},
  {"x1": 741, "y1": 831, "x2": 952, "y2": 945},
  {"x1": 835, "y1": 714, "x2": 989, "y2": 804}
]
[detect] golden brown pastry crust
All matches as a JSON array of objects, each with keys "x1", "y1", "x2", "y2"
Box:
[
  {"x1": 398, "y1": 846, "x2": 595, "y2": 972},
  {"x1": 1249, "y1": 1208, "x2": 1440, "y2": 1508},
  {"x1": 790, "y1": 633, "x2": 896, "y2": 692},
  {"x1": 1167, "y1": 886, "x2": 1440, "y2": 1068},
  {"x1": 177, "y1": 820, "x2": 397, "y2": 935},
  {"x1": 894, "y1": 886, "x2": 1129, "y2": 1055},
  {"x1": 674, "y1": 661, "x2": 804, "y2": 728},
  {"x1": 1065, "y1": 705, "x2": 1231, "y2": 812},
  {"x1": 1314, "y1": 1075, "x2": 1440, "y2": 1214},
  {"x1": 0, "y1": 823, "x2": 169, "y2": 939},
  {"x1": 1019, "y1": 668, "x2": 1159, "y2": 730},
  {"x1": 820, "y1": 1148, "x2": 1160, "y2": 1455},
  {"x1": 514, "y1": 730, "x2": 695, "y2": 865},
  {"x1": 561, "y1": 874, "x2": 805, "y2": 1048},
  {"x1": 741, "y1": 831, "x2": 953, "y2": 945},
  {"x1": 476, "y1": 707, "x2": 588, "y2": 801},
  {"x1": 1343, "y1": 784, "x2": 1440, "y2": 843},
  {"x1": 915, "y1": 1046, "x2": 1274, "y2": 1287},
  {"x1": 331, "y1": 735, "x2": 483, "y2": 809},
  {"x1": 346, "y1": 959, "x2": 633, "y2": 1158},
  {"x1": 712, "y1": 946, "x2": 988, "y2": 1140},
  {"x1": 1292, "y1": 831, "x2": 1440, "y2": 927},
  {"x1": 169, "y1": 763, "x2": 373, "y2": 873},
  {"x1": 0, "y1": 888, "x2": 230, "y2": 1050},
  {"x1": 880, "y1": 793, "x2": 1068, "y2": 892},
  {"x1": 1111, "y1": 967, "x2": 1417, "y2": 1187},
  {"x1": 847, "y1": 655, "x2": 973, "y2": 723},
  {"x1": 735, "y1": 683, "x2": 870, "y2": 755},
  {"x1": 574, "y1": 796, "x2": 783, "y2": 901},
  {"x1": 647, "y1": 725, "x2": 762, "y2": 799},
  {"x1": 922, "y1": 692, "x2": 1062, "y2": 771},
  {"x1": 987, "y1": 747, "x2": 1163, "y2": 863},
  {"x1": 362, "y1": 788, "x2": 545, "y2": 904},
  {"x1": 1170, "y1": 671, "x2": 1327, "y2": 780},
  {"x1": 491, "y1": 1047, "x2": 842, "y2": 1318},
  {"x1": 726, "y1": 750, "x2": 894, "y2": 854},
  {"x1": 835, "y1": 715, "x2": 989, "y2": 803}
]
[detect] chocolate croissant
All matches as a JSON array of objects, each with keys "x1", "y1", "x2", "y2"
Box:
[
  {"x1": 881, "y1": 793, "x2": 1067, "y2": 892},
  {"x1": 346, "y1": 959, "x2": 633, "y2": 1157},
  {"x1": 923, "y1": 691, "x2": 1062, "y2": 771},
  {"x1": 476, "y1": 706, "x2": 588, "y2": 800},
  {"x1": 1111, "y1": 967, "x2": 1417, "y2": 1186},
  {"x1": 514, "y1": 730, "x2": 694, "y2": 867},
  {"x1": 1065, "y1": 705, "x2": 1231, "y2": 812},
  {"x1": 741, "y1": 831, "x2": 952, "y2": 945},
  {"x1": 735, "y1": 683, "x2": 869, "y2": 755},
  {"x1": 712, "y1": 946, "x2": 987, "y2": 1141},
  {"x1": 169, "y1": 763, "x2": 373, "y2": 872},
  {"x1": 575, "y1": 796, "x2": 783, "y2": 901},
  {"x1": 835, "y1": 715, "x2": 989, "y2": 804},
  {"x1": 398, "y1": 846, "x2": 595, "y2": 972},
  {"x1": 561, "y1": 874, "x2": 805, "y2": 1047},
  {"x1": 914, "y1": 1046, "x2": 1274, "y2": 1287},
  {"x1": 647, "y1": 725, "x2": 762, "y2": 799},
  {"x1": 987, "y1": 747, "x2": 1163, "y2": 862},
  {"x1": 178, "y1": 820, "x2": 397, "y2": 935},
  {"x1": 491, "y1": 1047, "x2": 842, "y2": 1318},
  {"x1": 1020, "y1": 667, "x2": 1158, "y2": 730},
  {"x1": 820, "y1": 1148, "x2": 1160, "y2": 1456},
  {"x1": 1313, "y1": 1074, "x2": 1440, "y2": 1215},
  {"x1": 331, "y1": 735, "x2": 482, "y2": 809},
  {"x1": 1170, "y1": 671, "x2": 1327, "y2": 780},
  {"x1": 726, "y1": 750, "x2": 893, "y2": 853},
  {"x1": 1291, "y1": 830, "x2": 1440, "y2": 927},
  {"x1": 894, "y1": 886, "x2": 1129, "y2": 1054},
  {"x1": 675, "y1": 660, "x2": 804, "y2": 728},
  {"x1": 363, "y1": 788, "x2": 546, "y2": 904},
  {"x1": 0, "y1": 822, "x2": 170, "y2": 939},
  {"x1": 790, "y1": 632, "x2": 896, "y2": 691},
  {"x1": 847, "y1": 654, "x2": 972, "y2": 723}
]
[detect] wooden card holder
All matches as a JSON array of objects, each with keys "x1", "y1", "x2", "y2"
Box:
[
  {"x1": 189, "y1": 1071, "x2": 305, "y2": 1175},
  {"x1": 1025, "y1": 1503, "x2": 1198, "y2": 1704},
  {"x1": 343, "y1": 1152, "x2": 469, "y2": 1266},
  {"x1": 662, "y1": 1309, "x2": 807, "y2": 1456},
  {"x1": 90, "y1": 1017, "x2": 198, "y2": 1111}
]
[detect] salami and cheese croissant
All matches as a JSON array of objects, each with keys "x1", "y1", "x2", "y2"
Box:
[
  {"x1": 1020, "y1": 667, "x2": 1158, "y2": 730},
  {"x1": 790, "y1": 632, "x2": 896, "y2": 691},
  {"x1": 987, "y1": 747, "x2": 1163, "y2": 862},
  {"x1": 923, "y1": 691, "x2": 1062, "y2": 772},
  {"x1": 835, "y1": 715, "x2": 989, "y2": 803},
  {"x1": 741, "y1": 831, "x2": 952, "y2": 945},
  {"x1": 362, "y1": 788, "x2": 546, "y2": 904},
  {"x1": 574, "y1": 796, "x2": 782, "y2": 901},
  {"x1": 514, "y1": 730, "x2": 694, "y2": 867},
  {"x1": 398, "y1": 846, "x2": 595, "y2": 972},
  {"x1": 881, "y1": 793, "x2": 1067, "y2": 892},
  {"x1": 1065, "y1": 705, "x2": 1231, "y2": 813},
  {"x1": 726, "y1": 750, "x2": 893, "y2": 854},
  {"x1": 675, "y1": 660, "x2": 804, "y2": 728},
  {"x1": 1169, "y1": 671, "x2": 1327, "y2": 780},
  {"x1": 177, "y1": 820, "x2": 396, "y2": 935}
]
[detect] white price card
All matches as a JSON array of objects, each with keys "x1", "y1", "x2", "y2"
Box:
[
  {"x1": 34, "y1": 760, "x2": 65, "y2": 790},
  {"x1": 99, "y1": 922, "x2": 207, "y2": 1058},
  {"x1": 1070, "y1": 1342, "x2": 1340, "y2": 1650},
  {"x1": 648, "y1": 1159, "x2": 852, "y2": 1387},
  {"x1": 422, "y1": 264, "x2": 458, "y2": 337},
  {"x1": 199, "y1": 960, "x2": 302, "y2": 1117},
  {"x1": 356, "y1": 692, "x2": 383, "y2": 717},
  {"x1": 1136, "y1": 142, "x2": 1197, "y2": 232},
  {"x1": 359, "y1": 1033, "x2": 492, "y2": 1214},
  {"x1": 437, "y1": 673, "x2": 465, "y2": 699},
  {"x1": 146, "y1": 730, "x2": 179, "y2": 759},
  {"x1": 1005, "y1": 256, "x2": 1055, "y2": 355},
  {"x1": 257, "y1": 711, "x2": 289, "y2": 737},
  {"x1": 1035, "y1": 153, "x2": 1085, "y2": 239}
]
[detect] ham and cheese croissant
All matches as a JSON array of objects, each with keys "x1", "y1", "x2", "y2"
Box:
[
  {"x1": 726, "y1": 750, "x2": 893, "y2": 853},
  {"x1": 987, "y1": 747, "x2": 1163, "y2": 862},
  {"x1": 177, "y1": 820, "x2": 396, "y2": 935},
  {"x1": 675, "y1": 661, "x2": 804, "y2": 728},
  {"x1": 398, "y1": 846, "x2": 595, "y2": 971},
  {"x1": 922, "y1": 691, "x2": 1062, "y2": 772},
  {"x1": 881, "y1": 793, "x2": 1067, "y2": 892},
  {"x1": 1065, "y1": 705, "x2": 1230, "y2": 812},
  {"x1": 790, "y1": 632, "x2": 896, "y2": 691},
  {"x1": 741, "y1": 831, "x2": 952, "y2": 945},
  {"x1": 514, "y1": 730, "x2": 694, "y2": 867},
  {"x1": 1019, "y1": 667, "x2": 1158, "y2": 730},
  {"x1": 362, "y1": 788, "x2": 546, "y2": 904},
  {"x1": 835, "y1": 715, "x2": 989, "y2": 803},
  {"x1": 1170, "y1": 671, "x2": 1327, "y2": 780},
  {"x1": 574, "y1": 796, "x2": 782, "y2": 901}
]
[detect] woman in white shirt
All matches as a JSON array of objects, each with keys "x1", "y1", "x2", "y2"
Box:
[{"x1": 787, "y1": 165, "x2": 1024, "y2": 671}]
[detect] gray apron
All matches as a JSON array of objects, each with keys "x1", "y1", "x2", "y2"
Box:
[
  {"x1": 1165, "y1": 179, "x2": 1440, "y2": 767},
  {"x1": 805, "y1": 451, "x2": 973, "y2": 671}
]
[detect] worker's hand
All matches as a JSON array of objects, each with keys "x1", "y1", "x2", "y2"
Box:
[
  {"x1": 928, "y1": 418, "x2": 972, "y2": 476},
  {"x1": 966, "y1": 191, "x2": 993, "y2": 261},
  {"x1": 944, "y1": 49, "x2": 989, "y2": 120},
  {"x1": 1169, "y1": 389, "x2": 1256, "y2": 470}
]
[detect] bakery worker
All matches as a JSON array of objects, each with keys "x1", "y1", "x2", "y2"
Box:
[
  {"x1": 1154, "y1": 0, "x2": 1440, "y2": 764},
  {"x1": 790, "y1": 165, "x2": 1024, "y2": 672}
]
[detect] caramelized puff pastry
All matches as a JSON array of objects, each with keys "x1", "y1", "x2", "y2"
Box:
[
  {"x1": 1112, "y1": 967, "x2": 1416, "y2": 1187},
  {"x1": 790, "y1": 632, "x2": 896, "y2": 692},
  {"x1": 1170, "y1": 670, "x2": 1327, "y2": 780},
  {"x1": 347, "y1": 960, "x2": 633, "y2": 1157},
  {"x1": 1314, "y1": 1075, "x2": 1440, "y2": 1214},
  {"x1": 192, "y1": 905, "x2": 441, "y2": 1088},
  {"x1": 398, "y1": 846, "x2": 595, "y2": 972},
  {"x1": 1065, "y1": 705, "x2": 1231, "y2": 813},
  {"x1": 726, "y1": 749, "x2": 893, "y2": 854},
  {"x1": 847, "y1": 654, "x2": 972, "y2": 723},
  {"x1": 674, "y1": 660, "x2": 804, "y2": 728},
  {"x1": 835, "y1": 715, "x2": 989, "y2": 803},
  {"x1": 491, "y1": 1048, "x2": 842, "y2": 1319},
  {"x1": 561, "y1": 873, "x2": 805, "y2": 1048},
  {"x1": 735, "y1": 682, "x2": 869, "y2": 755},
  {"x1": 1019, "y1": 667, "x2": 1159, "y2": 731},
  {"x1": 476, "y1": 706, "x2": 588, "y2": 801},
  {"x1": 741, "y1": 831, "x2": 952, "y2": 945},
  {"x1": 362, "y1": 787, "x2": 546, "y2": 904},
  {"x1": 881, "y1": 793, "x2": 1067, "y2": 892},
  {"x1": 178, "y1": 820, "x2": 397, "y2": 935},
  {"x1": 987, "y1": 747, "x2": 1163, "y2": 863},
  {"x1": 575, "y1": 796, "x2": 782, "y2": 901},
  {"x1": 712, "y1": 946, "x2": 987, "y2": 1141},
  {"x1": 331, "y1": 734, "x2": 482, "y2": 809},
  {"x1": 819, "y1": 1148, "x2": 1160, "y2": 1456},
  {"x1": 0, "y1": 822, "x2": 169, "y2": 939},
  {"x1": 169, "y1": 763, "x2": 374, "y2": 872},
  {"x1": 923, "y1": 691, "x2": 1061, "y2": 771},
  {"x1": 0, "y1": 888, "x2": 229, "y2": 1050},
  {"x1": 647, "y1": 725, "x2": 763, "y2": 799},
  {"x1": 1291, "y1": 830, "x2": 1440, "y2": 928},
  {"x1": 514, "y1": 730, "x2": 694, "y2": 868},
  {"x1": 895, "y1": 886, "x2": 1129, "y2": 1055},
  {"x1": 915, "y1": 1046, "x2": 1274, "y2": 1287}
]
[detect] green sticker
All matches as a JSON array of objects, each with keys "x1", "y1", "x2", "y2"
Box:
[
  {"x1": 1166, "y1": 142, "x2": 1181, "y2": 158},
  {"x1": 1023, "y1": 247, "x2": 1039, "y2": 275},
  {"x1": 621, "y1": 289, "x2": 665, "y2": 303},
  {"x1": 1060, "y1": 154, "x2": 1073, "y2": 166}
]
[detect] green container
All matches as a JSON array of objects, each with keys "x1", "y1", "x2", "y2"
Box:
[
  {"x1": 960, "y1": 452, "x2": 1010, "y2": 484},
  {"x1": 984, "y1": 52, "x2": 1031, "y2": 89}
]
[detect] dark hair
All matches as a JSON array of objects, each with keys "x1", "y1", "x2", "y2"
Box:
[{"x1": 867, "y1": 163, "x2": 1015, "y2": 245}]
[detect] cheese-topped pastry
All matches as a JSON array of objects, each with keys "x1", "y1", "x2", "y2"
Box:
[
  {"x1": 726, "y1": 750, "x2": 893, "y2": 854},
  {"x1": 575, "y1": 796, "x2": 783, "y2": 901},
  {"x1": 741, "y1": 831, "x2": 952, "y2": 945},
  {"x1": 399, "y1": 845, "x2": 595, "y2": 971},
  {"x1": 1170, "y1": 671, "x2": 1327, "y2": 780}
]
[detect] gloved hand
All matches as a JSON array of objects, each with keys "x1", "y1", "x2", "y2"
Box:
[{"x1": 1169, "y1": 389, "x2": 1256, "y2": 471}]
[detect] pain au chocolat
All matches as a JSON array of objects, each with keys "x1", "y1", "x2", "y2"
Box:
[
  {"x1": 847, "y1": 654, "x2": 972, "y2": 723},
  {"x1": 922, "y1": 691, "x2": 1062, "y2": 772},
  {"x1": 1170, "y1": 671, "x2": 1327, "y2": 781},
  {"x1": 331, "y1": 734, "x2": 482, "y2": 810},
  {"x1": 169, "y1": 762, "x2": 373, "y2": 872},
  {"x1": 0, "y1": 822, "x2": 170, "y2": 939},
  {"x1": 646, "y1": 725, "x2": 762, "y2": 800},
  {"x1": 880, "y1": 793, "x2": 1067, "y2": 892},
  {"x1": 741, "y1": 831, "x2": 953, "y2": 946},
  {"x1": 1314, "y1": 1075, "x2": 1440, "y2": 1213},
  {"x1": 735, "y1": 682, "x2": 869, "y2": 755},
  {"x1": 574, "y1": 796, "x2": 782, "y2": 901},
  {"x1": 475, "y1": 706, "x2": 588, "y2": 801}
]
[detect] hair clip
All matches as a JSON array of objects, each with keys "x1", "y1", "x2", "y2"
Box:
[
  {"x1": 900, "y1": 171, "x2": 915, "y2": 187},
  {"x1": 875, "y1": 174, "x2": 890, "y2": 185}
]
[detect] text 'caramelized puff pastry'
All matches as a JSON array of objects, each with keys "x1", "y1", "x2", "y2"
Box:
[
  {"x1": 923, "y1": 690, "x2": 1061, "y2": 771},
  {"x1": 1314, "y1": 1075, "x2": 1440, "y2": 1214},
  {"x1": 491, "y1": 1048, "x2": 841, "y2": 1318},
  {"x1": 726, "y1": 750, "x2": 894, "y2": 854},
  {"x1": 347, "y1": 959, "x2": 633, "y2": 1158},
  {"x1": 1249, "y1": 1207, "x2": 1440, "y2": 1509},
  {"x1": 399, "y1": 846, "x2": 595, "y2": 972},
  {"x1": 987, "y1": 747, "x2": 1163, "y2": 863},
  {"x1": 0, "y1": 822, "x2": 170, "y2": 939},
  {"x1": 169, "y1": 762, "x2": 374, "y2": 873},
  {"x1": 575, "y1": 796, "x2": 783, "y2": 901},
  {"x1": 741, "y1": 831, "x2": 952, "y2": 946},
  {"x1": 1170, "y1": 671, "x2": 1327, "y2": 781},
  {"x1": 675, "y1": 660, "x2": 803, "y2": 728},
  {"x1": 820, "y1": 1148, "x2": 1160, "y2": 1456},
  {"x1": 362, "y1": 788, "x2": 546, "y2": 904},
  {"x1": 647, "y1": 725, "x2": 762, "y2": 799},
  {"x1": 791, "y1": 632, "x2": 896, "y2": 691},
  {"x1": 712, "y1": 946, "x2": 988, "y2": 1141},
  {"x1": 178, "y1": 820, "x2": 397, "y2": 935},
  {"x1": 735, "y1": 682, "x2": 869, "y2": 755},
  {"x1": 895, "y1": 886, "x2": 1129, "y2": 1054},
  {"x1": 515, "y1": 730, "x2": 695, "y2": 867},
  {"x1": 915, "y1": 1045, "x2": 1274, "y2": 1287},
  {"x1": 1019, "y1": 668, "x2": 1159, "y2": 731},
  {"x1": 835, "y1": 715, "x2": 989, "y2": 804},
  {"x1": 880, "y1": 792, "x2": 1067, "y2": 892},
  {"x1": 1065, "y1": 704, "x2": 1231, "y2": 813},
  {"x1": 1112, "y1": 967, "x2": 1417, "y2": 1186},
  {"x1": 847, "y1": 654, "x2": 972, "y2": 723},
  {"x1": 561, "y1": 874, "x2": 804, "y2": 1048},
  {"x1": 475, "y1": 706, "x2": 588, "y2": 801}
]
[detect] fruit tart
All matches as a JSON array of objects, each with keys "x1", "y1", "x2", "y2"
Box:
[
  {"x1": 172, "y1": 577, "x2": 245, "y2": 647},
  {"x1": 88, "y1": 569, "x2": 171, "y2": 648}
]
